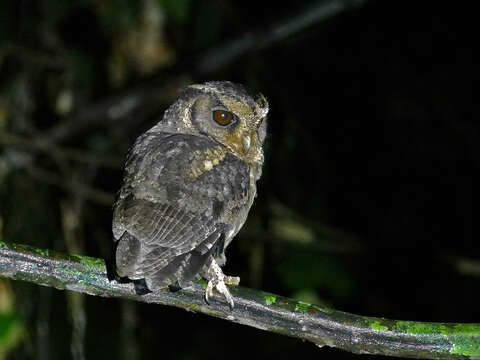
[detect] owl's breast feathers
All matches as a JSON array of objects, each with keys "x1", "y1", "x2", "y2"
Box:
[{"x1": 113, "y1": 132, "x2": 256, "y2": 290}]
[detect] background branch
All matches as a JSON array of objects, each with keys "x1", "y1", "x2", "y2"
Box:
[
  {"x1": 40, "y1": 0, "x2": 370, "y2": 145},
  {"x1": 0, "y1": 132, "x2": 122, "y2": 168},
  {"x1": 1, "y1": 242, "x2": 478, "y2": 359}
]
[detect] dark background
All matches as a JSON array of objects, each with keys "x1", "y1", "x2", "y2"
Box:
[{"x1": 0, "y1": 0, "x2": 478, "y2": 359}]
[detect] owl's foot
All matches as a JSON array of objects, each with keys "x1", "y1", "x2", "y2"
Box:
[{"x1": 204, "y1": 260, "x2": 240, "y2": 310}]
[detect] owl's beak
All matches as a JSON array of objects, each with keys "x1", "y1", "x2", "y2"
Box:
[
  {"x1": 242, "y1": 130, "x2": 263, "y2": 164},
  {"x1": 242, "y1": 134, "x2": 251, "y2": 153}
]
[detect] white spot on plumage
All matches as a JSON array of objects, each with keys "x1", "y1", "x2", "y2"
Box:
[{"x1": 204, "y1": 160, "x2": 213, "y2": 171}]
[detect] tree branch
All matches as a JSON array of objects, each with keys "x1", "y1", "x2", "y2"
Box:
[{"x1": 0, "y1": 241, "x2": 478, "y2": 359}]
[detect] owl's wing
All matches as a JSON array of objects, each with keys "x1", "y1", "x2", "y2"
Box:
[
  {"x1": 113, "y1": 133, "x2": 236, "y2": 289},
  {"x1": 114, "y1": 195, "x2": 227, "y2": 289},
  {"x1": 120, "y1": 194, "x2": 221, "y2": 256}
]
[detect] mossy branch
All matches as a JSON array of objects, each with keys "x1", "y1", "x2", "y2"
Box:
[{"x1": 0, "y1": 241, "x2": 479, "y2": 359}]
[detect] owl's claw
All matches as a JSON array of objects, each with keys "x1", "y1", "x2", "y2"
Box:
[
  {"x1": 205, "y1": 279, "x2": 234, "y2": 310},
  {"x1": 204, "y1": 260, "x2": 239, "y2": 310}
]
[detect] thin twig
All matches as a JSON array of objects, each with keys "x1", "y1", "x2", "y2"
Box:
[
  {"x1": 196, "y1": 0, "x2": 370, "y2": 73},
  {"x1": 1, "y1": 242, "x2": 478, "y2": 359}
]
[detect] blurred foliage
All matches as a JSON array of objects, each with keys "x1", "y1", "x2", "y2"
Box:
[
  {"x1": 0, "y1": 0, "x2": 479, "y2": 359},
  {"x1": 277, "y1": 250, "x2": 353, "y2": 302},
  {"x1": 159, "y1": 0, "x2": 192, "y2": 23},
  {"x1": 0, "y1": 281, "x2": 24, "y2": 359}
]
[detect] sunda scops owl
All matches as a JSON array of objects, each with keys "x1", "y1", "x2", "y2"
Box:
[{"x1": 112, "y1": 81, "x2": 268, "y2": 308}]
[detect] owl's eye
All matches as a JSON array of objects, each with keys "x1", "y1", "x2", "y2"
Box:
[{"x1": 212, "y1": 109, "x2": 235, "y2": 126}]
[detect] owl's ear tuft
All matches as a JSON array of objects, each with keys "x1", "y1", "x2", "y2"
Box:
[{"x1": 255, "y1": 93, "x2": 269, "y2": 120}]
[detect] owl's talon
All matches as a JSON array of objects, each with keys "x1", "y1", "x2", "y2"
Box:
[
  {"x1": 205, "y1": 280, "x2": 214, "y2": 304},
  {"x1": 218, "y1": 280, "x2": 235, "y2": 310},
  {"x1": 205, "y1": 279, "x2": 235, "y2": 310},
  {"x1": 203, "y1": 260, "x2": 238, "y2": 310}
]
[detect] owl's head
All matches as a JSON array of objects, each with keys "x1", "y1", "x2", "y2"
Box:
[{"x1": 157, "y1": 81, "x2": 269, "y2": 165}]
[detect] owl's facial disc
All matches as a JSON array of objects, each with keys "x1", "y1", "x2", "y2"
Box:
[
  {"x1": 217, "y1": 97, "x2": 264, "y2": 164},
  {"x1": 190, "y1": 95, "x2": 264, "y2": 164}
]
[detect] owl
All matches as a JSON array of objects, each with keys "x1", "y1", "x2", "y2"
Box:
[{"x1": 112, "y1": 81, "x2": 268, "y2": 309}]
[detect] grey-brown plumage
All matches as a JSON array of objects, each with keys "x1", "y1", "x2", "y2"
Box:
[{"x1": 113, "y1": 81, "x2": 268, "y2": 308}]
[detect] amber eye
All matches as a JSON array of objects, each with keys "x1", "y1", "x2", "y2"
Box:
[{"x1": 212, "y1": 109, "x2": 235, "y2": 126}]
